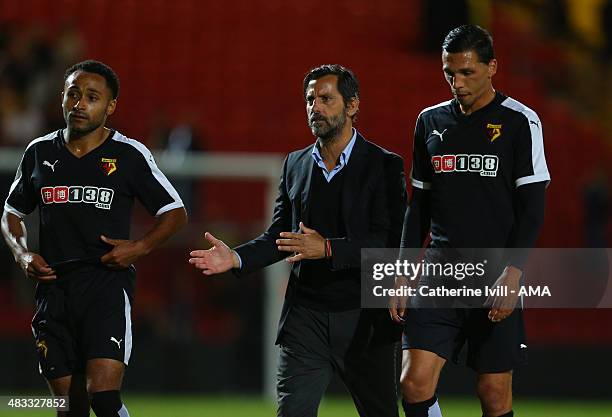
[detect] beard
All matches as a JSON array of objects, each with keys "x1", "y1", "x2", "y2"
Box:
[{"x1": 308, "y1": 111, "x2": 347, "y2": 144}]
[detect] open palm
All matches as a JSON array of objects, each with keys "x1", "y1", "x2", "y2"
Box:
[{"x1": 189, "y1": 232, "x2": 237, "y2": 275}]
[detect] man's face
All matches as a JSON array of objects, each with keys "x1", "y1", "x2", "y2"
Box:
[
  {"x1": 305, "y1": 74, "x2": 350, "y2": 143},
  {"x1": 442, "y1": 50, "x2": 496, "y2": 113},
  {"x1": 62, "y1": 70, "x2": 116, "y2": 135}
]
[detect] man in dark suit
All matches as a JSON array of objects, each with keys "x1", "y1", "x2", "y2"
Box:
[{"x1": 189, "y1": 64, "x2": 407, "y2": 417}]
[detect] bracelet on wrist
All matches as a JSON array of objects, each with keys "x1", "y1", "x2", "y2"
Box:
[{"x1": 324, "y1": 239, "x2": 332, "y2": 259}]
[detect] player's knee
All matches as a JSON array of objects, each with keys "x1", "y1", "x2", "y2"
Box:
[
  {"x1": 477, "y1": 379, "x2": 511, "y2": 416},
  {"x1": 48, "y1": 378, "x2": 90, "y2": 417},
  {"x1": 90, "y1": 390, "x2": 129, "y2": 417},
  {"x1": 400, "y1": 371, "x2": 436, "y2": 403},
  {"x1": 48, "y1": 377, "x2": 72, "y2": 397}
]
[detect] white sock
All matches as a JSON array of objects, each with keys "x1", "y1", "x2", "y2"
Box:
[
  {"x1": 118, "y1": 405, "x2": 130, "y2": 417},
  {"x1": 428, "y1": 399, "x2": 443, "y2": 417}
]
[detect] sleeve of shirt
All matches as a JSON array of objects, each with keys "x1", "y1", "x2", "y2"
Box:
[
  {"x1": 232, "y1": 154, "x2": 293, "y2": 276},
  {"x1": 513, "y1": 112, "x2": 551, "y2": 188},
  {"x1": 506, "y1": 182, "x2": 546, "y2": 269},
  {"x1": 4, "y1": 148, "x2": 37, "y2": 217},
  {"x1": 128, "y1": 144, "x2": 184, "y2": 217},
  {"x1": 400, "y1": 187, "x2": 431, "y2": 250},
  {"x1": 409, "y1": 114, "x2": 433, "y2": 190}
]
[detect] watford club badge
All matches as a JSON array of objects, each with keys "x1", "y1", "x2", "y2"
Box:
[
  {"x1": 486, "y1": 123, "x2": 502, "y2": 142},
  {"x1": 100, "y1": 158, "x2": 118, "y2": 176},
  {"x1": 36, "y1": 340, "x2": 48, "y2": 358}
]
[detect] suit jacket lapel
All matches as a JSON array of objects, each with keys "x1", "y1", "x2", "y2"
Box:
[
  {"x1": 341, "y1": 134, "x2": 368, "y2": 232},
  {"x1": 300, "y1": 151, "x2": 314, "y2": 226}
]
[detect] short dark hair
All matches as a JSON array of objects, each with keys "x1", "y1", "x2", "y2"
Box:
[
  {"x1": 442, "y1": 25, "x2": 495, "y2": 63},
  {"x1": 64, "y1": 60, "x2": 120, "y2": 99},
  {"x1": 303, "y1": 64, "x2": 359, "y2": 105}
]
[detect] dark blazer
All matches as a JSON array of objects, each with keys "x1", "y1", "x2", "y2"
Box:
[{"x1": 234, "y1": 132, "x2": 408, "y2": 340}]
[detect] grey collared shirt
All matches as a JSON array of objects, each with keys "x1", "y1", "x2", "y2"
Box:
[{"x1": 311, "y1": 128, "x2": 357, "y2": 182}]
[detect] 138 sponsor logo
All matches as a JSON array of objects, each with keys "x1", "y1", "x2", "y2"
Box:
[
  {"x1": 432, "y1": 154, "x2": 499, "y2": 177},
  {"x1": 41, "y1": 186, "x2": 114, "y2": 210}
]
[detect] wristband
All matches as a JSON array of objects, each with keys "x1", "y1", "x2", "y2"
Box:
[
  {"x1": 324, "y1": 239, "x2": 332, "y2": 259},
  {"x1": 18, "y1": 253, "x2": 33, "y2": 271}
]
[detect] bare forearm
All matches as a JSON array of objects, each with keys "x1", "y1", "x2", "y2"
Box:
[{"x1": 137, "y1": 208, "x2": 187, "y2": 255}]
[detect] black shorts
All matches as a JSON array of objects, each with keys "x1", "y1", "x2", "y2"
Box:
[
  {"x1": 402, "y1": 308, "x2": 527, "y2": 373},
  {"x1": 31, "y1": 268, "x2": 135, "y2": 380}
]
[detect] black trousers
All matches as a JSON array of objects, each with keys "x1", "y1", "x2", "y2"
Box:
[{"x1": 277, "y1": 304, "x2": 400, "y2": 417}]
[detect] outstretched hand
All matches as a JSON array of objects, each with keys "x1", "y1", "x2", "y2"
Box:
[
  {"x1": 189, "y1": 232, "x2": 239, "y2": 275},
  {"x1": 276, "y1": 222, "x2": 325, "y2": 263}
]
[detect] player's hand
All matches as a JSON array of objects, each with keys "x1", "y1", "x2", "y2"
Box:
[
  {"x1": 189, "y1": 232, "x2": 239, "y2": 275},
  {"x1": 100, "y1": 235, "x2": 147, "y2": 269},
  {"x1": 485, "y1": 265, "x2": 522, "y2": 322},
  {"x1": 389, "y1": 275, "x2": 409, "y2": 324},
  {"x1": 277, "y1": 222, "x2": 325, "y2": 263},
  {"x1": 18, "y1": 252, "x2": 56, "y2": 281}
]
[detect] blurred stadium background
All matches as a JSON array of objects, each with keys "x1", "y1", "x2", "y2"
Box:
[{"x1": 1, "y1": 0, "x2": 611, "y2": 415}]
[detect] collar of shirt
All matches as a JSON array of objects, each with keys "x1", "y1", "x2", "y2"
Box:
[{"x1": 311, "y1": 128, "x2": 357, "y2": 182}]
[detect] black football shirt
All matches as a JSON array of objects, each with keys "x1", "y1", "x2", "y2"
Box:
[
  {"x1": 4, "y1": 129, "x2": 184, "y2": 266},
  {"x1": 410, "y1": 92, "x2": 550, "y2": 248}
]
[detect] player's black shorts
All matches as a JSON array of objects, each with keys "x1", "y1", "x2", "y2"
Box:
[
  {"x1": 402, "y1": 307, "x2": 527, "y2": 373},
  {"x1": 31, "y1": 267, "x2": 135, "y2": 380}
]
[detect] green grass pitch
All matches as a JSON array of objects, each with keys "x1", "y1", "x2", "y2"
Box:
[{"x1": 2, "y1": 395, "x2": 611, "y2": 416}]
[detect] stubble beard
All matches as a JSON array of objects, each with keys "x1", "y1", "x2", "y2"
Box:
[{"x1": 309, "y1": 111, "x2": 347, "y2": 145}]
